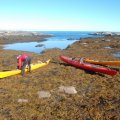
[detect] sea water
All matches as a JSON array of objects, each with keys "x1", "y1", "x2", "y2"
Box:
[{"x1": 3, "y1": 31, "x2": 101, "y2": 54}]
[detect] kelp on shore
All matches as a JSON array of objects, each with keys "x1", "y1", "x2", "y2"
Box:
[{"x1": 0, "y1": 35, "x2": 120, "y2": 119}]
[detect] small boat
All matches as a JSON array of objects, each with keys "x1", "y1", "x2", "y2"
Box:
[
  {"x1": 85, "y1": 59, "x2": 120, "y2": 66},
  {"x1": 60, "y1": 56, "x2": 118, "y2": 76},
  {"x1": 0, "y1": 59, "x2": 50, "y2": 78}
]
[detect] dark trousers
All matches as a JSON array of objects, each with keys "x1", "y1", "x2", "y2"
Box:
[{"x1": 21, "y1": 57, "x2": 31, "y2": 76}]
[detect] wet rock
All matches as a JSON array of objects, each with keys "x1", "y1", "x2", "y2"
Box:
[
  {"x1": 58, "y1": 85, "x2": 77, "y2": 94},
  {"x1": 81, "y1": 42, "x2": 87, "y2": 45},
  {"x1": 104, "y1": 46, "x2": 112, "y2": 49},
  {"x1": 67, "y1": 38, "x2": 76, "y2": 40},
  {"x1": 35, "y1": 44, "x2": 44, "y2": 47},
  {"x1": 18, "y1": 99, "x2": 28, "y2": 103},
  {"x1": 37, "y1": 91, "x2": 51, "y2": 98},
  {"x1": 106, "y1": 39, "x2": 111, "y2": 41}
]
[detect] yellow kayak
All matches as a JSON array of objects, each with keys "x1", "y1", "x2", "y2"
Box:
[
  {"x1": 0, "y1": 59, "x2": 50, "y2": 78},
  {"x1": 85, "y1": 59, "x2": 120, "y2": 66}
]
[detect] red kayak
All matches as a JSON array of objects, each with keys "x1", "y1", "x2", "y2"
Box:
[{"x1": 60, "y1": 55, "x2": 118, "y2": 76}]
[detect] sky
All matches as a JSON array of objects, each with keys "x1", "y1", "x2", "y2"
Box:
[{"x1": 0, "y1": 0, "x2": 120, "y2": 31}]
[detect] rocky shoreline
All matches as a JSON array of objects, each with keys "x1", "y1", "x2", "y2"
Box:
[
  {"x1": 0, "y1": 31, "x2": 52, "y2": 44},
  {"x1": 0, "y1": 34, "x2": 120, "y2": 119}
]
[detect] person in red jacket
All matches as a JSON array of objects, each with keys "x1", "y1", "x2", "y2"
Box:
[{"x1": 17, "y1": 53, "x2": 31, "y2": 76}]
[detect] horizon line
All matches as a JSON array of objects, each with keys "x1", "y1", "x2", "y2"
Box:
[{"x1": 0, "y1": 29, "x2": 119, "y2": 32}]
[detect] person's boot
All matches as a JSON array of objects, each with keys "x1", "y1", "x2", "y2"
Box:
[
  {"x1": 29, "y1": 66, "x2": 31, "y2": 73},
  {"x1": 21, "y1": 69, "x2": 25, "y2": 77}
]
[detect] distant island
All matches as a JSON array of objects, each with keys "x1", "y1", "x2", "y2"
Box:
[
  {"x1": 89, "y1": 31, "x2": 120, "y2": 36},
  {"x1": 0, "y1": 31, "x2": 52, "y2": 44}
]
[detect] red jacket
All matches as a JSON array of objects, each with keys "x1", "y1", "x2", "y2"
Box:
[{"x1": 17, "y1": 53, "x2": 29, "y2": 69}]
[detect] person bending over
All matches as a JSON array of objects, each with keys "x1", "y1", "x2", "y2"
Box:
[{"x1": 17, "y1": 53, "x2": 31, "y2": 76}]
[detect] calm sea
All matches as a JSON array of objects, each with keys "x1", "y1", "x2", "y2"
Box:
[{"x1": 4, "y1": 31, "x2": 102, "y2": 54}]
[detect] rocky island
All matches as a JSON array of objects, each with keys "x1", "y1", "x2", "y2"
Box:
[
  {"x1": 89, "y1": 31, "x2": 120, "y2": 36},
  {"x1": 0, "y1": 31, "x2": 52, "y2": 44}
]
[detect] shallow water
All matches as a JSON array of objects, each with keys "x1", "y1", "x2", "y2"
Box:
[
  {"x1": 3, "y1": 31, "x2": 101, "y2": 53},
  {"x1": 4, "y1": 40, "x2": 78, "y2": 53},
  {"x1": 113, "y1": 52, "x2": 120, "y2": 57}
]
